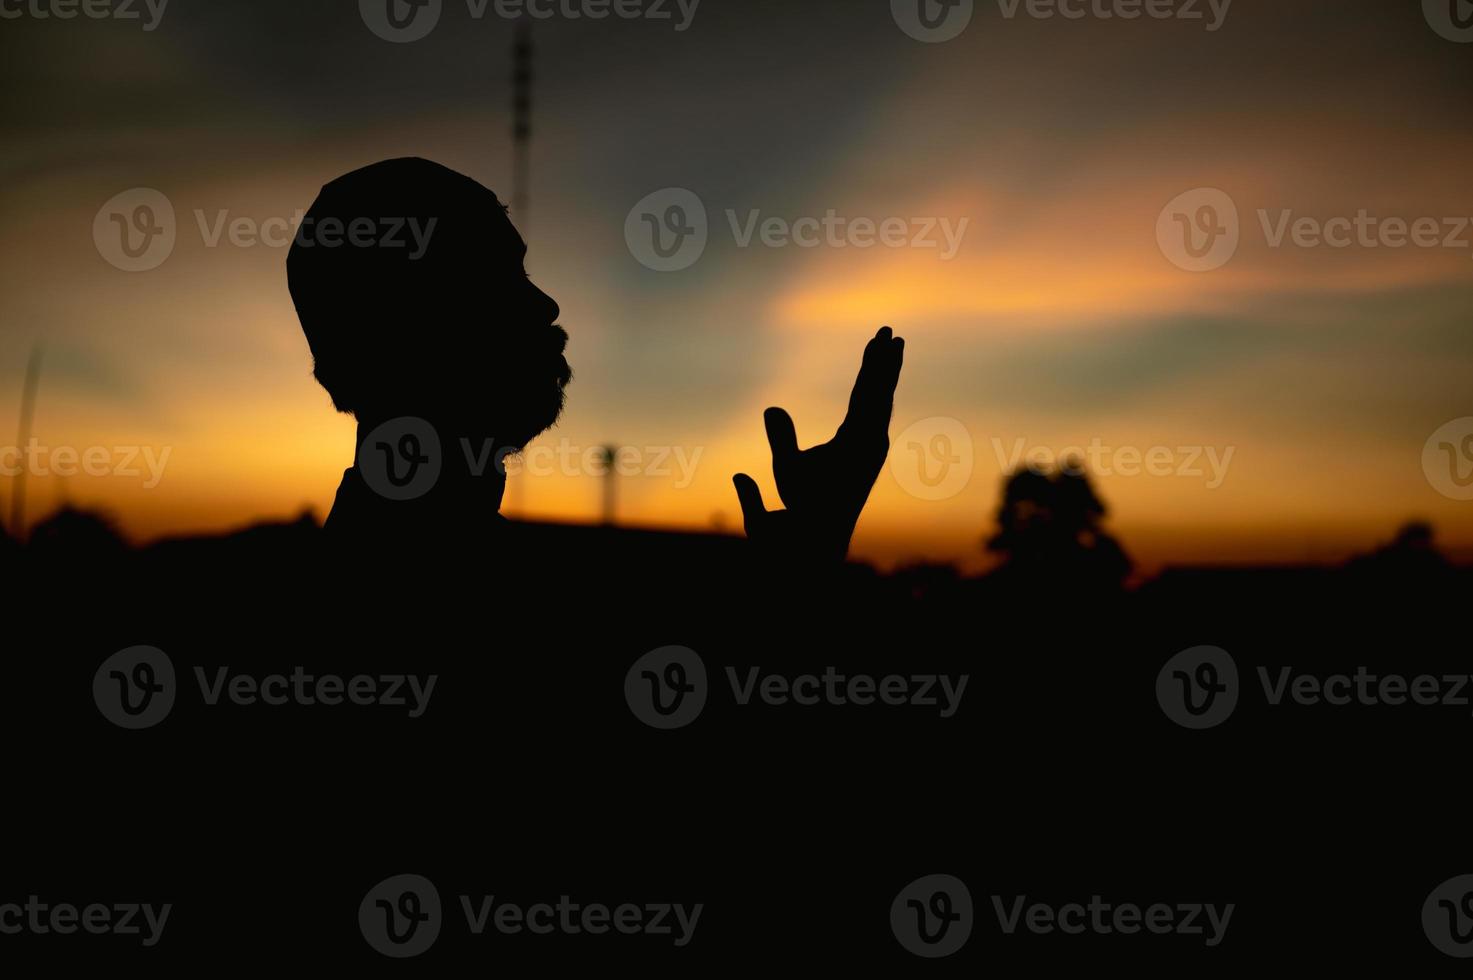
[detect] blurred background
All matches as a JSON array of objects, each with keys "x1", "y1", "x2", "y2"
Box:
[{"x1": 2, "y1": 0, "x2": 1471, "y2": 577}]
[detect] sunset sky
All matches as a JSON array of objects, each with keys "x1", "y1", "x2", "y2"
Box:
[{"x1": 2, "y1": 0, "x2": 1472, "y2": 572}]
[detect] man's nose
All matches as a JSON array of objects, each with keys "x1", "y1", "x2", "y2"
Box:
[{"x1": 530, "y1": 281, "x2": 560, "y2": 324}]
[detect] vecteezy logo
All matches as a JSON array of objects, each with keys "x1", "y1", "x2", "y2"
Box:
[
  {"x1": 889, "y1": 417, "x2": 974, "y2": 501},
  {"x1": 891, "y1": 874, "x2": 973, "y2": 958},
  {"x1": 93, "y1": 646, "x2": 176, "y2": 729},
  {"x1": 359, "y1": 0, "x2": 442, "y2": 43},
  {"x1": 624, "y1": 646, "x2": 707, "y2": 729},
  {"x1": 358, "y1": 416, "x2": 442, "y2": 501},
  {"x1": 1424, "y1": 875, "x2": 1473, "y2": 957},
  {"x1": 625, "y1": 188, "x2": 708, "y2": 272},
  {"x1": 1422, "y1": 418, "x2": 1473, "y2": 501},
  {"x1": 1157, "y1": 188, "x2": 1240, "y2": 272},
  {"x1": 1157, "y1": 645, "x2": 1238, "y2": 729},
  {"x1": 360, "y1": 874, "x2": 442, "y2": 958},
  {"x1": 93, "y1": 188, "x2": 176, "y2": 272},
  {"x1": 891, "y1": 0, "x2": 974, "y2": 43},
  {"x1": 1425, "y1": 0, "x2": 1473, "y2": 42}
]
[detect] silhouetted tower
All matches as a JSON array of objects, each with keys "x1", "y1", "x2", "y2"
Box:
[
  {"x1": 507, "y1": 21, "x2": 533, "y2": 517},
  {"x1": 599, "y1": 445, "x2": 618, "y2": 525},
  {"x1": 512, "y1": 19, "x2": 532, "y2": 229}
]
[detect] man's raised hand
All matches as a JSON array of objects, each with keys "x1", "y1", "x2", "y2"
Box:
[{"x1": 732, "y1": 326, "x2": 905, "y2": 562}]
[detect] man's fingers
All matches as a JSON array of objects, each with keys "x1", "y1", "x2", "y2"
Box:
[
  {"x1": 732, "y1": 473, "x2": 767, "y2": 534},
  {"x1": 763, "y1": 407, "x2": 800, "y2": 464},
  {"x1": 844, "y1": 326, "x2": 905, "y2": 432}
]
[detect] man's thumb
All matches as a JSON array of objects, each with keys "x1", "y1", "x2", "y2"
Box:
[{"x1": 732, "y1": 473, "x2": 767, "y2": 527}]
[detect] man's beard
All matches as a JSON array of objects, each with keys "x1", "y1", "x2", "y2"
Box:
[{"x1": 497, "y1": 354, "x2": 572, "y2": 451}]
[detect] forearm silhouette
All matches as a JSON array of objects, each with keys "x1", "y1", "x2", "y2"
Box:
[{"x1": 732, "y1": 326, "x2": 905, "y2": 562}]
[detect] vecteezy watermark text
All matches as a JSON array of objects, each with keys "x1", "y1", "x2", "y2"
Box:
[
  {"x1": 93, "y1": 188, "x2": 438, "y2": 272},
  {"x1": 358, "y1": 418, "x2": 705, "y2": 502},
  {"x1": 1158, "y1": 188, "x2": 1473, "y2": 272},
  {"x1": 0, "y1": 0, "x2": 168, "y2": 30},
  {"x1": 359, "y1": 0, "x2": 699, "y2": 43},
  {"x1": 94, "y1": 646, "x2": 437, "y2": 729},
  {"x1": 885, "y1": 420, "x2": 1234, "y2": 502},
  {"x1": 0, "y1": 441, "x2": 171, "y2": 488},
  {"x1": 624, "y1": 647, "x2": 969, "y2": 729},
  {"x1": 892, "y1": 0, "x2": 1231, "y2": 44},
  {"x1": 1158, "y1": 646, "x2": 1473, "y2": 730},
  {"x1": 359, "y1": 874, "x2": 701, "y2": 958},
  {"x1": 992, "y1": 895, "x2": 1234, "y2": 947},
  {"x1": 1425, "y1": 874, "x2": 1473, "y2": 957},
  {"x1": 0, "y1": 897, "x2": 172, "y2": 946},
  {"x1": 1424, "y1": 418, "x2": 1473, "y2": 501},
  {"x1": 1424, "y1": 0, "x2": 1473, "y2": 43},
  {"x1": 993, "y1": 437, "x2": 1235, "y2": 489},
  {"x1": 892, "y1": 875, "x2": 973, "y2": 957},
  {"x1": 625, "y1": 188, "x2": 969, "y2": 271}
]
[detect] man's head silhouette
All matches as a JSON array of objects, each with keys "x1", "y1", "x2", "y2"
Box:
[{"x1": 287, "y1": 157, "x2": 570, "y2": 450}]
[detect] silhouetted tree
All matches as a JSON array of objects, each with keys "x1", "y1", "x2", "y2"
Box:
[
  {"x1": 27, "y1": 506, "x2": 128, "y2": 571},
  {"x1": 986, "y1": 458, "x2": 1131, "y2": 593},
  {"x1": 1347, "y1": 520, "x2": 1450, "y2": 582}
]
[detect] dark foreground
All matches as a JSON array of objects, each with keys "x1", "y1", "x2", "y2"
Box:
[{"x1": 4, "y1": 516, "x2": 1470, "y2": 971}]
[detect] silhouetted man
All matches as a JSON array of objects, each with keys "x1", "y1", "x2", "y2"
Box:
[{"x1": 287, "y1": 157, "x2": 903, "y2": 564}]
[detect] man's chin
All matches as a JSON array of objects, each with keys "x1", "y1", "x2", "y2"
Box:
[{"x1": 501, "y1": 389, "x2": 567, "y2": 452}]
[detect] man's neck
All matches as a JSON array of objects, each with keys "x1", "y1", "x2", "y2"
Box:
[{"x1": 351, "y1": 415, "x2": 509, "y2": 518}]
